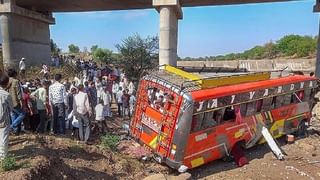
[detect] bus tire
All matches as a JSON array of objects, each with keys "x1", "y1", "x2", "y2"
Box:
[{"x1": 223, "y1": 141, "x2": 245, "y2": 162}]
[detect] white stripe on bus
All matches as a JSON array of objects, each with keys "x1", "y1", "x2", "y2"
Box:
[{"x1": 184, "y1": 143, "x2": 229, "y2": 160}]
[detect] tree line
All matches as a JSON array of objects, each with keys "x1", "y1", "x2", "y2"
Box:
[
  {"x1": 179, "y1": 35, "x2": 318, "y2": 61},
  {"x1": 49, "y1": 34, "x2": 316, "y2": 79}
]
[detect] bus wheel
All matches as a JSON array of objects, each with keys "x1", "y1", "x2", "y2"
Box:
[
  {"x1": 230, "y1": 141, "x2": 249, "y2": 167},
  {"x1": 222, "y1": 155, "x2": 234, "y2": 162},
  {"x1": 296, "y1": 120, "x2": 308, "y2": 138}
]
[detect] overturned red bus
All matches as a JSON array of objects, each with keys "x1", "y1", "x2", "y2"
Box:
[{"x1": 130, "y1": 65, "x2": 317, "y2": 171}]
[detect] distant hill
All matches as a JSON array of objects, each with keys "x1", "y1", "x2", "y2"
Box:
[{"x1": 179, "y1": 35, "x2": 317, "y2": 61}]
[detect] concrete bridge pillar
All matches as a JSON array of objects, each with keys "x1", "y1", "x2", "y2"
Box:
[
  {"x1": 316, "y1": 18, "x2": 320, "y2": 77},
  {"x1": 153, "y1": 0, "x2": 183, "y2": 67},
  {"x1": 0, "y1": 1, "x2": 55, "y2": 69},
  {"x1": 314, "y1": 2, "x2": 320, "y2": 77},
  {"x1": 0, "y1": 13, "x2": 12, "y2": 71}
]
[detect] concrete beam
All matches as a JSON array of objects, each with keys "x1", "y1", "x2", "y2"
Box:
[
  {"x1": 15, "y1": 0, "x2": 297, "y2": 12},
  {"x1": 153, "y1": 0, "x2": 183, "y2": 19},
  {"x1": 0, "y1": 3, "x2": 55, "y2": 24}
]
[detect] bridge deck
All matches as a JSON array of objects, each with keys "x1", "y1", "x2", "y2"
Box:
[{"x1": 16, "y1": 0, "x2": 297, "y2": 12}]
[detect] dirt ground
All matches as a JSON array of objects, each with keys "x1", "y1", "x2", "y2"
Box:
[
  {"x1": 0, "y1": 116, "x2": 170, "y2": 180},
  {"x1": 1, "y1": 110, "x2": 320, "y2": 180}
]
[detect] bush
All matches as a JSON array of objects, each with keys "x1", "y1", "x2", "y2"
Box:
[
  {"x1": 100, "y1": 133, "x2": 120, "y2": 151},
  {"x1": 1, "y1": 154, "x2": 17, "y2": 171}
]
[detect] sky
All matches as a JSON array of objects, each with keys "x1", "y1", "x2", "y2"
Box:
[{"x1": 50, "y1": 0, "x2": 320, "y2": 58}]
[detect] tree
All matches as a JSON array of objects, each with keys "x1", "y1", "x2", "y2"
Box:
[
  {"x1": 50, "y1": 39, "x2": 61, "y2": 56},
  {"x1": 93, "y1": 48, "x2": 113, "y2": 64},
  {"x1": 263, "y1": 41, "x2": 279, "y2": 59},
  {"x1": 91, "y1": 45, "x2": 98, "y2": 53},
  {"x1": 116, "y1": 34, "x2": 158, "y2": 80},
  {"x1": 68, "y1": 44, "x2": 80, "y2": 54}
]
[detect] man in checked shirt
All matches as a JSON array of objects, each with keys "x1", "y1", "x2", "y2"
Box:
[{"x1": 49, "y1": 74, "x2": 67, "y2": 134}]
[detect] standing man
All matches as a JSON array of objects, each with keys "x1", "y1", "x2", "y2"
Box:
[
  {"x1": 0, "y1": 73, "x2": 13, "y2": 159},
  {"x1": 88, "y1": 82, "x2": 97, "y2": 110},
  {"x1": 122, "y1": 90, "x2": 131, "y2": 118},
  {"x1": 19, "y1": 58, "x2": 26, "y2": 78},
  {"x1": 112, "y1": 81, "x2": 119, "y2": 104},
  {"x1": 6, "y1": 69, "x2": 25, "y2": 135},
  {"x1": 31, "y1": 80, "x2": 49, "y2": 133},
  {"x1": 73, "y1": 84, "x2": 92, "y2": 143},
  {"x1": 49, "y1": 74, "x2": 67, "y2": 135},
  {"x1": 39, "y1": 64, "x2": 50, "y2": 79},
  {"x1": 116, "y1": 87, "x2": 123, "y2": 116}
]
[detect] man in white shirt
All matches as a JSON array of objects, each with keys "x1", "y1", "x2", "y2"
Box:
[
  {"x1": 0, "y1": 74, "x2": 13, "y2": 159},
  {"x1": 100, "y1": 87, "x2": 112, "y2": 118},
  {"x1": 49, "y1": 74, "x2": 67, "y2": 134},
  {"x1": 128, "y1": 81, "x2": 135, "y2": 95},
  {"x1": 19, "y1": 58, "x2": 26, "y2": 77},
  {"x1": 129, "y1": 93, "x2": 136, "y2": 116},
  {"x1": 39, "y1": 64, "x2": 50, "y2": 79},
  {"x1": 116, "y1": 87, "x2": 123, "y2": 116},
  {"x1": 73, "y1": 84, "x2": 92, "y2": 143},
  {"x1": 112, "y1": 81, "x2": 119, "y2": 104}
]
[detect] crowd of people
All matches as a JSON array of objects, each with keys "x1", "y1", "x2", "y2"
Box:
[{"x1": 0, "y1": 57, "x2": 137, "y2": 159}]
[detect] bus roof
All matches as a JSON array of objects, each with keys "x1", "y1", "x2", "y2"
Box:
[{"x1": 190, "y1": 75, "x2": 317, "y2": 101}]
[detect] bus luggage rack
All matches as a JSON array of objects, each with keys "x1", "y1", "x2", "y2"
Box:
[
  {"x1": 165, "y1": 65, "x2": 271, "y2": 90},
  {"x1": 144, "y1": 65, "x2": 272, "y2": 93},
  {"x1": 143, "y1": 68, "x2": 199, "y2": 92}
]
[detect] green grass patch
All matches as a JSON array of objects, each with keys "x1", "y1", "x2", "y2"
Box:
[
  {"x1": 0, "y1": 154, "x2": 31, "y2": 172},
  {"x1": 1, "y1": 154, "x2": 18, "y2": 171},
  {"x1": 100, "y1": 133, "x2": 121, "y2": 151}
]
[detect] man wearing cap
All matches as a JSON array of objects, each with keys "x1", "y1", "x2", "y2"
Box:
[{"x1": 19, "y1": 58, "x2": 26, "y2": 78}]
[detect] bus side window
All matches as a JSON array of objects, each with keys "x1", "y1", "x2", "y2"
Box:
[
  {"x1": 303, "y1": 89, "x2": 311, "y2": 102},
  {"x1": 256, "y1": 99, "x2": 263, "y2": 112},
  {"x1": 283, "y1": 94, "x2": 292, "y2": 105},
  {"x1": 223, "y1": 106, "x2": 235, "y2": 121},
  {"x1": 246, "y1": 101, "x2": 257, "y2": 116},
  {"x1": 271, "y1": 96, "x2": 276, "y2": 108},
  {"x1": 275, "y1": 95, "x2": 284, "y2": 108},
  {"x1": 191, "y1": 101, "x2": 207, "y2": 132},
  {"x1": 214, "y1": 109, "x2": 224, "y2": 124},
  {"x1": 240, "y1": 103, "x2": 247, "y2": 116},
  {"x1": 201, "y1": 108, "x2": 225, "y2": 129},
  {"x1": 261, "y1": 98, "x2": 273, "y2": 112},
  {"x1": 298, "y1": 90, "x2": 304, "y2": 101},
  {"x1": 291, "y1": 91, "x2": 303, "y2": 103},
  {"x1": 191, "y1": 113, "x2": 204, "y2": 132},
  {"x1": 202, "y1": 111, "x2": 215, "y2": 129}
]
